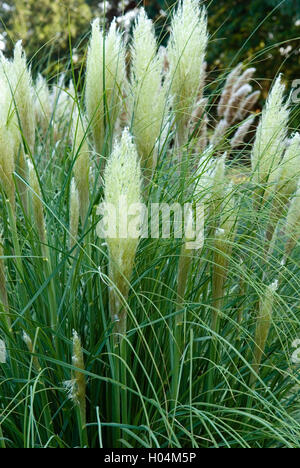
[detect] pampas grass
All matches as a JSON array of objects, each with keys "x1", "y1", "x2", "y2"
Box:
[{"x1": 0, "y1": 2, "x2": 300, "y2": 449}]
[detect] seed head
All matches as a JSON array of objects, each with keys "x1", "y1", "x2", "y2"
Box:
[
  {"x1": 252, "y1": 75, "x2": 289, "y2": 185},
  {"x1": 167, "y1": 0, "x2": 208, "y2": 138},
  {"x1": 130, "y1": 8, "x2": 168, "y2": 172},
  {"x1": 85, "y1": 18, "x2": 126, "y2": 155}
]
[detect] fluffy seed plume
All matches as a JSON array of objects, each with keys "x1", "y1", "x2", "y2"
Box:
[
  {"x1": 275, "y1": 132, "x2": 300, "y2": 200},
  {"x1": 285, "y1": 180, "x2": 300, "y2": 257},
  {"x1": 130, "y1": 9, "x2": 168, "y2": 173},
  {"x1": 52, "y1": 79, "x2": 74, "y2": 125},
  {"x1": 265, "y1": 132, "x2": 300, "y2": 237},
  {"x1": 210, "y1": 119, "x2": 229, "y2": 147},
  {"x1": 167, "y1": 0, "x2": 208, "y2": 145},
  {"x1": 0, "y1": 91, "x2": 16, "y2": 212},
  {"x1": 72, "y1": 331, "x2": 86, "y2": 406},
  {"x1": 98, "y1": 128, "x2": 142, "y2": 336},
  {"x1": 217, "y1": 63, "x2": 243, "y2": 117},
  {"x1": 212, "y1": 153, "x2": 226, "y2": 202},
  {"x1": 264, "y1": 134, "x2": 300, "y2": 248},
  {"x1": 230, "y1": 116, "x2": 255, "y2": 148},
  {"x1": 72, "y1": 107, "x2": 90, "y2": 223},
  {"x1": 251, "y1": 75, "x2": 289, "y2": 186},
  {"x1": 85, "y1": 18, "x2": 126, "y2": 156},
  {"x1": 238, "y1": 90, "x2": 260, "y2": 120},
  {"x1": 1, "y1": 42, "x2": 35, "y2": 212}
]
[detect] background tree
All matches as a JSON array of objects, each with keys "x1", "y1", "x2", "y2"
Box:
[{"x1": 0, "y1": 0, "x2": 299, "y2": 92}]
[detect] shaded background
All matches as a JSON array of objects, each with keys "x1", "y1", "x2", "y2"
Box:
[{"x1": 0, "y1": 0, "x2": 299, "y2": 96}]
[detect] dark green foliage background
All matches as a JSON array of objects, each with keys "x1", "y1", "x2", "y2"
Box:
[{"x1": 0, "y1": 0, "x2": 299, "y2": 92}]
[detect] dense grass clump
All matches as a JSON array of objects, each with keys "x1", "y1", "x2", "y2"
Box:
[{"x1": 0, "y1": 0, "x2": 300, "y2": 448}]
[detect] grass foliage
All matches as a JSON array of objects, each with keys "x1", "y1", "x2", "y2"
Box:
[{"x1": 0, "y1": 0, "x2": 300, "y2": 448}]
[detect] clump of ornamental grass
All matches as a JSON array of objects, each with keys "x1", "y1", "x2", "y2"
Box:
[
  {"x1": 99, "y1": 128, "x2": 142, "y2": 338},
  {"x1": 64, "y1": 331, "x2": 87, "y2": 446},
  {"x1": 172, "y1": 204, "x2": 204, "y2": 406},
  {"x1": 251, "y1": 75, "x2": 289, "y2": 206},
  {"x1": 167, "y1": 0, "x2": 208, "y2": 147},
  {"x1": 22, "y1": 331, "x2": 41, "y2": 372},
  {"x1": 201, "y1": 62, "x2": 260, "y2": 152},
  {"x1": 28, "y1": 159, "x2": 57, "y2": 328}
]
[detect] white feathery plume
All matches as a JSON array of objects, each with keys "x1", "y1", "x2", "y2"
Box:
[
  {"x1": 0, "y1": 41, "x2": 35, "y2": 212},
  {"x1": 85, "y1": 18, "x2": 126, "y2": 156},
  {"x1": 195, "y1": 151, "x2": 226, "y2": 207},
  {"x1": 275, "y1": 132, "x2": 300, "y2": 200},
  {"x1": 130, "y1": 8, "x2": 168, "y2": 173},
  {"x1": 230, "y1": 116, "x2": 255, "y2": 148},
  {"x1": 233, "y1": 67, "x2": 256, "y2": 93},
  {"x1": 0, "y1": 232, "x2": 10, "y2": 329},
  {"x1": 167, "y1": 0, "x2": 208, "y2": 145},
  {"x1": 251, "y1": 75, "x2": 289, "y2": 185}
]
